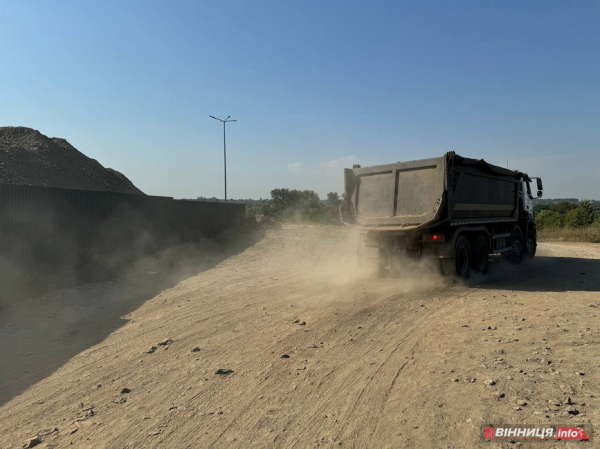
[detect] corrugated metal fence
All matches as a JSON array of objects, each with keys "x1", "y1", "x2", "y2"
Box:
[{"x1": 0, "y1": 183, "x2": 245, "y2": 274}]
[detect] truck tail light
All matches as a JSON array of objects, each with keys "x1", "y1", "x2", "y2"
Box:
[{"x1": 423, "y1": 234, "x2": 445, "y2": 243}]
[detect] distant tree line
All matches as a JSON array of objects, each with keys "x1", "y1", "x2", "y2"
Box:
[
  {"x1": 534, "y1": 200, "x2": 600, "y2": 230},
  {"x1": 196, "y1": 196, "x2": 271, "y2": 208},
  {"x1": 197, "y1": 193, "x2": 600, "y2": 229},
  {"x1": 198, "y1": 190, "x2": 343, "y2": 224}
]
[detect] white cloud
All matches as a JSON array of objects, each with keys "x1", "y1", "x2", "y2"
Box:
[
  {"x1": 279, "y1": 155, "x2": 365, "y2": 197},
  {"x1": 286, "y1": 155, "x2": 361, "y2": 175},
  {"x1": 318, "y1": 155, "x2": 360, "y2": 172},
  {"x1": 286, "y1": 161, "x2": 304, "y2": 172}
]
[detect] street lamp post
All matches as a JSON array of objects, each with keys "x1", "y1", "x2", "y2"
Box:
[{"x1": 209, "y1": 115, "x2": 237, "y2": 202}]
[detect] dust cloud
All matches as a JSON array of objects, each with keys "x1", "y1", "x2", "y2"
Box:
[
  {"x1": 0, "y1": 224, "x2": 443, "y2": 407},
  {"x1": 0, "y1": 222, "x2": 265, "y2": 406},
  {"x1": 264, "y1": 225, "x2": 449, "y2": 298}
]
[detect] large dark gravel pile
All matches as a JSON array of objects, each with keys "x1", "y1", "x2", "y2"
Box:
[{"x1": 0, "y1": 127, "x2": 143, "y2": 194}]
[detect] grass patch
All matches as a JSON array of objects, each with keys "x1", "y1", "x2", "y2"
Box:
[{"x1": 538, "y1": 227, "x2": 600, "y2": 243}]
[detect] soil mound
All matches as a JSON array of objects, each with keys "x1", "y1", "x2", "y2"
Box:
[{"x1": 0, "y1": 126, "x2": 143, "y2": 194}]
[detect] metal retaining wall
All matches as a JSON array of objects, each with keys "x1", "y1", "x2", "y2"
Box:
[{"x1": 0, "y1": 183, "x2": 246, "y2": 274}]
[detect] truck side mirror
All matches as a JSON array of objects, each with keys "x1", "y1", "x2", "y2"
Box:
[
  {"x1": 536, "y1": 178, "x2": 543, "y2": 191},
  {"x1": 537, "y1": 190, "x2": 543, "y2": 198}
]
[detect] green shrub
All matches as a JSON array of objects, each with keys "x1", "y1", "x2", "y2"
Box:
[
  {"x1": 536, "y1": 200, "x2": 600, "y2": 242},
  {"x1": 549, "y1": 202, "x2": 576, "y2": 214},
  {"x1": 535, "y1": 200, "x2": 599, "y2": 231},
  {"x1": 535, "y1": 210, "x2": 563, "y2": 229},
  {"x1": 248, "y1": 188, "x2": 343, "y2": 225},
  {"x1": 564, "y1": 201, "x2": 596, "y2": 228}
]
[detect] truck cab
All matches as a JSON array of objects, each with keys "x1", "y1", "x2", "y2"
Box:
[
  {"x1": 522, "y1": 179, "x2": 534, "y2": 219},
  {"x1": 522, "y1": 177, "x2": 544, "y2": 220}
]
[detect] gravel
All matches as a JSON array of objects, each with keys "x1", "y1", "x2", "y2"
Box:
[{"x1": 0, "y1": 127, "x2": 143, "y2": 194}]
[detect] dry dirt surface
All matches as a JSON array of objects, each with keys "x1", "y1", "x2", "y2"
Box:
[{"x1": 1, "y1": 226, "x2": 599, "y2": 448}]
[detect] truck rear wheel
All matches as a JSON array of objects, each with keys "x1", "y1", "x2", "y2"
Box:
[
  {"x1": 441, "y1": 235, "x2": 472, "y2": 279},
  {"x1": 502, "y1": 225, "x2": 524, "y2": 264},
  {"x1": 472, "y1": 236, "x2": 490, "y2": 274},
  {"x1": 455, "y1": 236, "x2": 472, "y2": 279},
  {"x1": 525, "y1": 230, "x2": 536, "y2": 257}
]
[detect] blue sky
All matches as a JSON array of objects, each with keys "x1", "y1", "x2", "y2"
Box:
[{"x1": 1, "y1": 1, "x2": 598, "y2": 199}]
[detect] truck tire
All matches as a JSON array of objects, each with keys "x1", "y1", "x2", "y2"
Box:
[
  {"x1": 502, "y1": 225, "x2": 524, "y2": 264},
  {"x1": 525, "y1": 230, "x2": 536, "y2": 258},
  {"x1": 442, "y1": 235, "x2": 472, "y2": 279},
  {"x1": 472, "y1": 235, "x2": 490, "y2": 274}
]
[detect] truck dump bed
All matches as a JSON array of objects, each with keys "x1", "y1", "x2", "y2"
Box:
[{"x1": 341, "y1": 152, "x2": 530, "y2": 230}]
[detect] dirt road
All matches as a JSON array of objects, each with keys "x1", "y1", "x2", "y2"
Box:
[{"x1": 1, "y1": 226, "x2": 599, "y2": 448}]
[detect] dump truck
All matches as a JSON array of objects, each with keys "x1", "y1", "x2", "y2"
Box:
[{"x1": 340, "y1": 152, "x2": 544, "y2": 278}]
